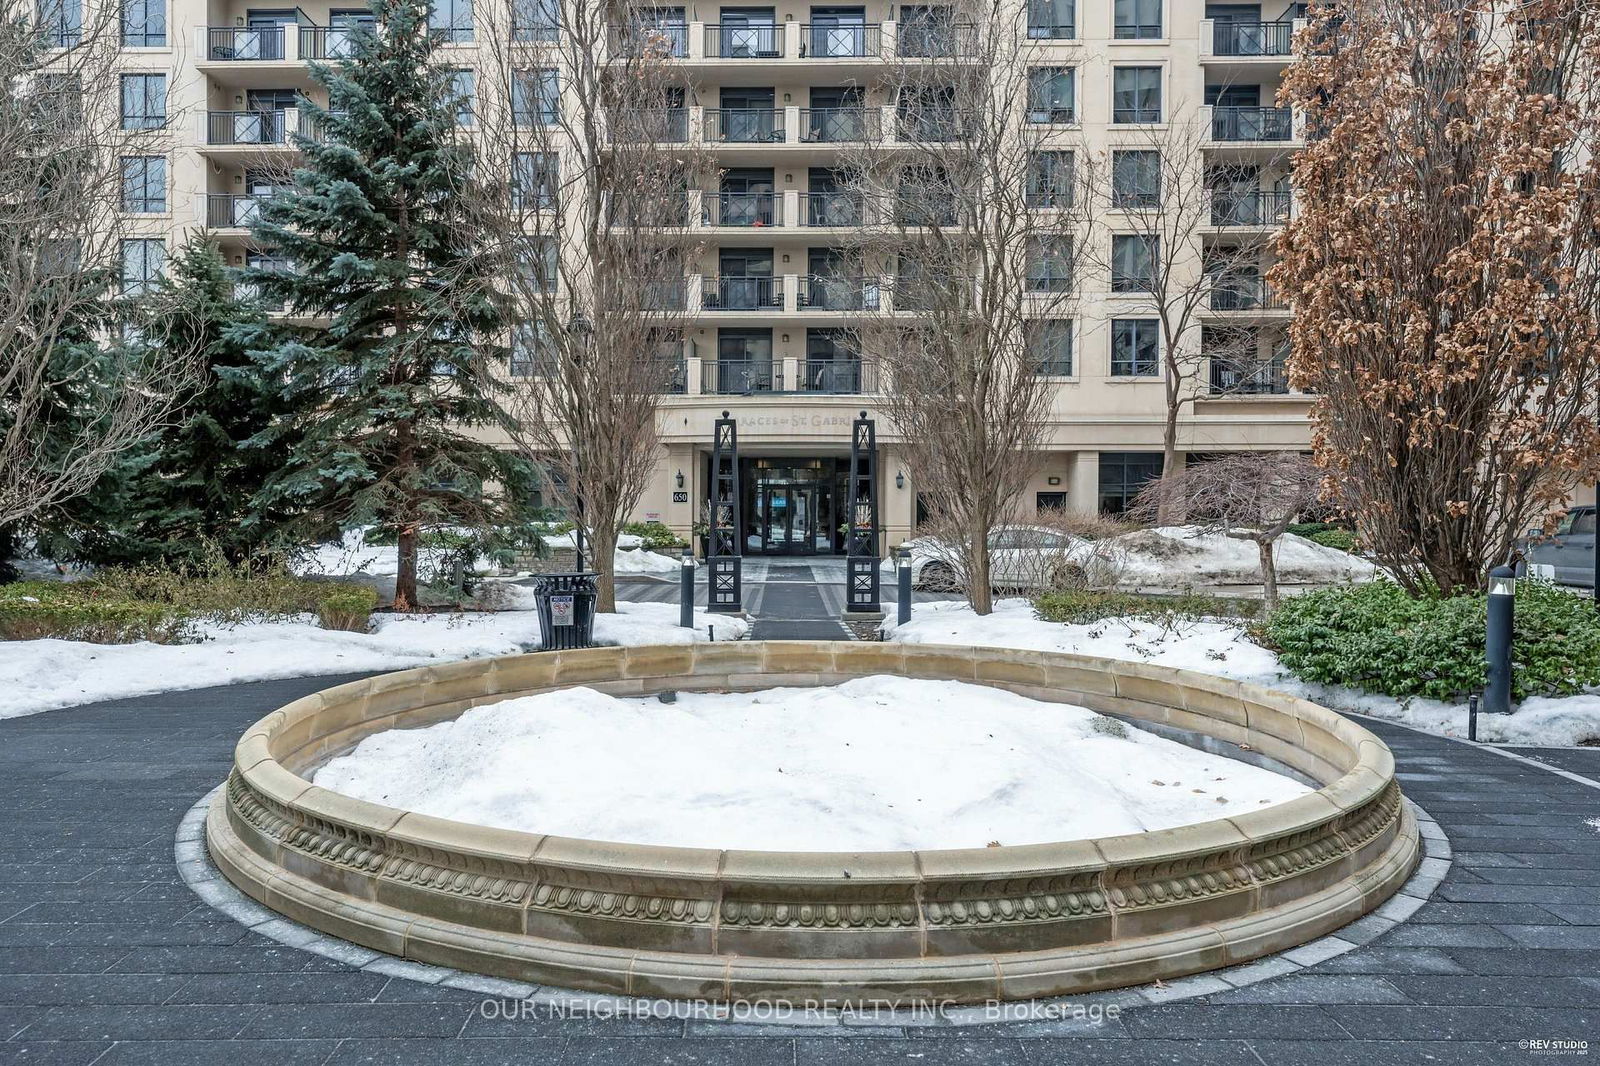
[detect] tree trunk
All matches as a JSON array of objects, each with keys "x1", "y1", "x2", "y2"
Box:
[
  {"x1": 591, "y1": 521, "x2": 617, "y2": 613},
  {"x1": 1157, "y1": 401, "x2": 1181, "y2": 525},
  {"x1": 395, "y1": 523, "x2": 419, "y2": 612},
  {"x1": 1258, "y1": 536, "x2": 1279, "y2": 614},
  {"x1": 967, "y1": 513, "x2": 993, "y2": 615}
]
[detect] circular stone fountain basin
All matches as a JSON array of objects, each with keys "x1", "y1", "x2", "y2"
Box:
[{"x1": 207, "y1": 641, "x2": 1419, "y2": 1004}]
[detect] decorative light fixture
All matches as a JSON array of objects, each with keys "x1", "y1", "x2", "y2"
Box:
[
  {"x1": 895, "y1": 470, "x2": 906, "y2": 490},
  {"x1": 675, "y1": 469, "x2": 685, "y2": 489}
]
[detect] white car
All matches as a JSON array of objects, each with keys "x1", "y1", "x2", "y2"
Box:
[{"x1": 894, "y1": 526, "x2": 1097, "y2": 591}]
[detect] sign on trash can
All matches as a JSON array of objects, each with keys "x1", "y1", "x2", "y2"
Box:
[{"x1": 550, "y1": 594, "x2": 575, "y2": 626}]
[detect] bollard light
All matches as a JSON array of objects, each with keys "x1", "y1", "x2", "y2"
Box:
[
  {"x1": 1484, "y1": 564, "x2": 1516, "y2": 716},
  {"x1": 679, "y1": 546, "x2": 695, "y2": 629},
  {"x1": 896, "y1": 546, "x2": 913, "y2": 627}
]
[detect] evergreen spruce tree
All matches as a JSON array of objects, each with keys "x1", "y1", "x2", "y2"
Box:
[
  {"x1": 241, "y1": 0, "x2": 515, "y2": 609},
  {"x1": 37, "y1": 237, "x2": 293, "y2": 567}
]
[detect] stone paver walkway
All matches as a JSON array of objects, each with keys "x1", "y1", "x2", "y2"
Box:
[{"x1": 1, "y1": 675, "x2": 1598, "y2": 1065}]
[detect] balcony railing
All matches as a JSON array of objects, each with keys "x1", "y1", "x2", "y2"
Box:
[
  {"x1": 300, "y1": 25, "x2": 367, "y2": 58},
  {"x1": 611, "y1": 22, "x2": 688, "y2": 56},
  {"x1": 1210, "y1": 358, "x2": 1288, "y2": 394},
  {"x1": 702, "y1": 276, "x2": 782, "y2": 311},
  {"x1": 794, "y1": 358, "x2": 874, "y2": 394},
  {"x1": 1207, "y1": 188, "x2": 1293, "y2": 227},
  {"x1": 1208, "y1": 276, "x2": 1285, "y2": 311},
  {"x1": 206, "y1": 193, "x2": 268, "y2": 227},
  {"x1": 614, "y1": 107, "x2": 688, "y2": 143},
  {"x1": 705, "y1": 108, "x2": 785, "y2": 143},
  {"x1": 1212, "y1": 20, "x2": 1293, "y2": 57},
  {"x1": 205, "y1": 25, "x2": 286, "y2": 60},
  {"x1": 657, "y1": 356, "x2": 688, "y2": 394},
  {"x1": 896, "y1": 108, "x2": 972, "y2": 141},
  {"x1": 703, "y1": 192, "x2": 780, "y2": 227},
  {"x1": 800, "y1": 107, "x2": 880, "y2": 143},
  {"x1": 895, "y1": 21, "x2": 978, "y2": 57},
  {"x1": 800, "y1": 275, "x2": 881, "y2": 311},
  {"x1": 894, "y1": 198, "x2": 957, "y2": 227},
  {"x1": 637, "y1": 276, "x2": 689, "y2": 312},
  {"x1": 805, "y1": 191, "x2": 866, "y2": 227},
  {"x1": 702, "y1": 359, "x2": 780, "y2": 394},
  {"x1": 800, "y1": 22, "x2": 881, "y2": 57},
  {"x1": 1210, "y1": 106, "x2": 1294, "y2": 142},
  {"x1": 704, "y1": 23, "x2": 784, "y2": 58},
  {"x1": 205, "y1": 109, "x2": 303, "y2": 145}
]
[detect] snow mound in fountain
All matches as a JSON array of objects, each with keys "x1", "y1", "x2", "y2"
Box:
[
  {"x1": 312, "y1": 675, "x2": 1311, "y2": 852},
  {"x1": 1113, "y1": 527, "x2": 1376, "y2": 587}
]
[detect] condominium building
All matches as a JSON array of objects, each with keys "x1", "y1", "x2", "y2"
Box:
[{"x1": 92, "y1": 0, "x2": 1311, "y2": 555}]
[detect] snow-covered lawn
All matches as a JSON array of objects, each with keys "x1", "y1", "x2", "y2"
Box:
[
  {"x1": 0, "y1": 599, "x2": 747, "y2": 721},
  {"x1": 313, "y1": 675, "x2": 1311, "y2": 852},
  {"x1": 884, "y1": 599, "x2": 1600, "y2": 748},
  {"x1": 1115, "y1": 527, "x2": 1375, "y2": 588},
  {"x1": 293, "y1": 528, "x2": 684, "y2": 580}
]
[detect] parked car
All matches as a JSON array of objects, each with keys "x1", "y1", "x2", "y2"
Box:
[
  {"x1": 899, "y1": 526, "x2": 1098, "y2": 592},
  {"x1": 1519, "y1": 505, "x2": 1596, "y2": 588}
]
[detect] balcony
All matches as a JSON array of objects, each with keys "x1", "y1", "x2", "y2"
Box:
[
  {"x1": 198, "y1": 24, "x2": 368, "y2": 64},
  {"x1": 804, "y1": 191, "x2": 867, "y2": 227},
  {"x1": 613, "y1": 107, "x2": 689, "y2": 143},
  {"x1": 800, "y1": 23, "x2": 881, "y2": 58},
  {"x1": 704, "y1": 23, "x2": 784, "y2": 59},
  {"x1": 703, "y1": 192, "x2": 781, "y2": 228},
  {"x1": 799, "y1": 275, "x2": 882, "y2": 311},
  {"x1": 705, "y1": 108, "x2": 785, "y2": 143},
  {"x1": 1210, "y1": 20, "x2": 1294, "y2": 57},
  {"x1": 800, "y1": 107, "x2": 881, "y2": 143},
  {"x1": 203, "y1": 109, "x2": 315, "y2": 147},
  {"x1": 895, "y1": 21, "x2": 979, "y2": 57},
  {"x1": 1207, "y1": 276, "x2": 1286, "y2": 312},
  {"x1": 637, "y1": 276, "x2": 690, "y2": 312},
  {"x1": 701, "y1": 359, "x2": 780, "y2": 394},
  {"x1": 1207, "y1": 106, "x2": 1296, "y2": 144},
  {"x1": 895, "y1": 108, "x2": 973, "y2": 142},
  {"x1": 610, "y1": 22, "x2": 689, "y2": 57},
  {"x1": 702, "y1": 276, "x2": 783, "y2": 311},
  {"x1": 205, "y1": 193, "x2": 267, "y2": 228},
  {"x1": 1207, "y1": 188, "x2": 1293, "y2": 228},
  {"x1": 793, "y1": 357, "x2": 875, "y2": 393},
  {"x1": 1209, "y1": 357, "x2": 1289, "y2": 394}
]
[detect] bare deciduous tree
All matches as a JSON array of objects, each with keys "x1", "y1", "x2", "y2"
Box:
[
  {"x1": 0, "y1": 6, "x2": 198, "y2": 531},
  {"x1": 838, "y1": 0, "x2": 1094, "y2": 614},
  {"x1": 471, "y1": 0, "x2": 711, "y2": 611},
  {"x1": 1273, "y1": 0, "x2": 1600, "y2": 594},
  {"x1": 1080, "y1": 108, "x2": 1293, "y2": 498},
  {"x1": 1130, "y1": 451, "x2": 1320, "y2": 611}
]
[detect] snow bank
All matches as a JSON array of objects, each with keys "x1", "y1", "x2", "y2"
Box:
[
  {"x1": 614, "y1": 548, "x2": 685, "y2": 575},
  {"x1": 0, "y1": 600, "x2": 748, "y2": 720},
  {"x1": 313, "y1": 675, "x2": 1310, "y2": 852},
  {"x1": 884, "y1": 599, "x2": 1600, "y2": 748},
  {"x1": 1111, "y1": 527, "x2": 1376, "y2": 588}
]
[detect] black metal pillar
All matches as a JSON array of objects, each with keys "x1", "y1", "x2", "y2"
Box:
[
  {"x1": 845, "y1": 410, "x2": 881, "y2": 616},
  {"x1": 707, "y1": 411, "x2": 742, "y2": 613}
]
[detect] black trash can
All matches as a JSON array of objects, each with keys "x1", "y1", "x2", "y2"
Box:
[{"x1": 532, "y1": 572, "x2": 599, "y2": 651}]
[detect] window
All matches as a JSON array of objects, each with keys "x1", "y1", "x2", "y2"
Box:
[
  {"x1": 1026, "y1": 236, "x2": 1073, "y2": 292},
  {"x1": 120, "y1": 156, "x2": 165, "y2": 213},
  {"x1": 517, "y1": 236, "x2": 558, "y2": 292},
  {"x1": 120, "y1": 238, "x2": 164, "y2": 295},
  {"x1": 1032, "y1": 320, "x2": 1073, "y2": 375},
  {"x1": 119, "y1": 73, "x2": 165, "y2": 129},
  {"x1": 1110, "y1": 318, "x2": 1160, "y2": 376},
  {"x1": 1027, "y1": 67, "x2": 1074, "y2": 124},
  {"x1": 1111, "y1": 234, "x2": 1157, "y2": 292},
  {"x1": 429, "y1": 0, "x2": 473, "y2": 41},
  {"x1": 1098, "y1": 452, "x2": 1162, "y2": 514},
  {"x1": 446, "y1": 69, "x2": 475, "y2": 125},
  {"x1": 512, "y1": 0, "x2": 559, "y2": 41},
  {"x1": 1036, "y1": 491, "x2": 1067, "y2": 511},
  {"x1": 512, "y1": 152, "x2": 557, "y2": 209},
  {"x1": 511, "y1": 323, "x2": 556, "y2": 377},
  {"x1": 38, "y1": 0, "x2": 81, "y2": 47},
  {"x1": 1112, "y1": 67, "x2": 1161, "y2": 123},
  {"x1": 121, "y1": 0, "x2": 164, "y2": 46},
  {"x1": 1026, "y1": 150, "x2": 1074, "y2": 209},
  {"x1": 513, "y1": 69, "x2": 559, "y2": 125},
  {"x1": 1027, "y1": 0, "x2": 1074, "y2": 38},
  {"x1": 1111, "y1": 150, "x2": 1160, "y2": 209},
  {"x1": 1114, "y1": 0, "x2": 1161, "y2": 38}
]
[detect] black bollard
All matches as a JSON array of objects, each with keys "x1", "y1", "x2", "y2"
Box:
[
  {"x1": 897, "y1": 546, "x2": 912, "y2": 627},
  {"x1": 679, "y1": 547, "x2": 695, "y2": 629},
  {"x1": 1485, "y1": 565, "x2": 1516, "y2": 716},
  {"x1": 1468, "y1": 693, "x2": 1479, "y2": 742}
]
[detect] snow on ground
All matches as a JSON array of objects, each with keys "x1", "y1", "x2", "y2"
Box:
[
  {"x1": 1115, "y1": 528, "x2": 1376, "y2": 588},
  {"x1": 0, "y1": 600, "x2": 748, "y2": 721},
  {"x1": 312, "y1": 675, "x2": 1311, "y2": 852},
  {"x1": 883, "y1": 599, "x2": 1600, "y2": 748},
  {"x1": 613, "y1": 548, "x2": 686, "y2": 574}
]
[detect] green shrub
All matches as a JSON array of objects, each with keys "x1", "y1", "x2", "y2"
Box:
[
  {"x1": 622, "y1": 520, "x2": 685, "y2": 551},
  {"x1": 1307, "y1": 528, "x2": 1357, "y2": 553},
  {"x1": 0, "y1": 582, "x2": 191, "y2": 644},
  {"x1": 1265, "y1": 580, "x2": 1600, "y2": 702},
  {"x1": 316, "y1": 586, "x2": 379, "y2": 632},
  {"x1": 1033, "y1": 589, "x2": 1260, "y2": 625},
  {"x1": 94, "y1": 561, "x2": 332, "y2": 625}
]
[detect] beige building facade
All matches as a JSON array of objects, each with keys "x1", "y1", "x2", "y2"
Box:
[{"x1": 90, "y1": 0, "x2": 1317, "y2": 554}]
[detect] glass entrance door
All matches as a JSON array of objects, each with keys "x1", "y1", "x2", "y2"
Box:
[{"x1": 760, "y1": 483, "x2": 819, "y2": 554}]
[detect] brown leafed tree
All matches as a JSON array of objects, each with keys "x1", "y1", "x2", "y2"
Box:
[
  {"x1": 1129, "y1": 451, "x2": 1321, "y2": 611},
  {"x1": 0, "y1": 5, "x2": 198, "y2": 530},
  {"x1": 1079, "y1": 107, "x2": 1293, "y2": 493},
  {"x1": 837, "y1": 0, "x2": 1094, "y2": 614},
  {"x1": 1272, "y1": 0, "x2": 1600, "y2": 594},
  {"x1": 471, "y1": 0, "x2": 711, "y2": 611}
]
